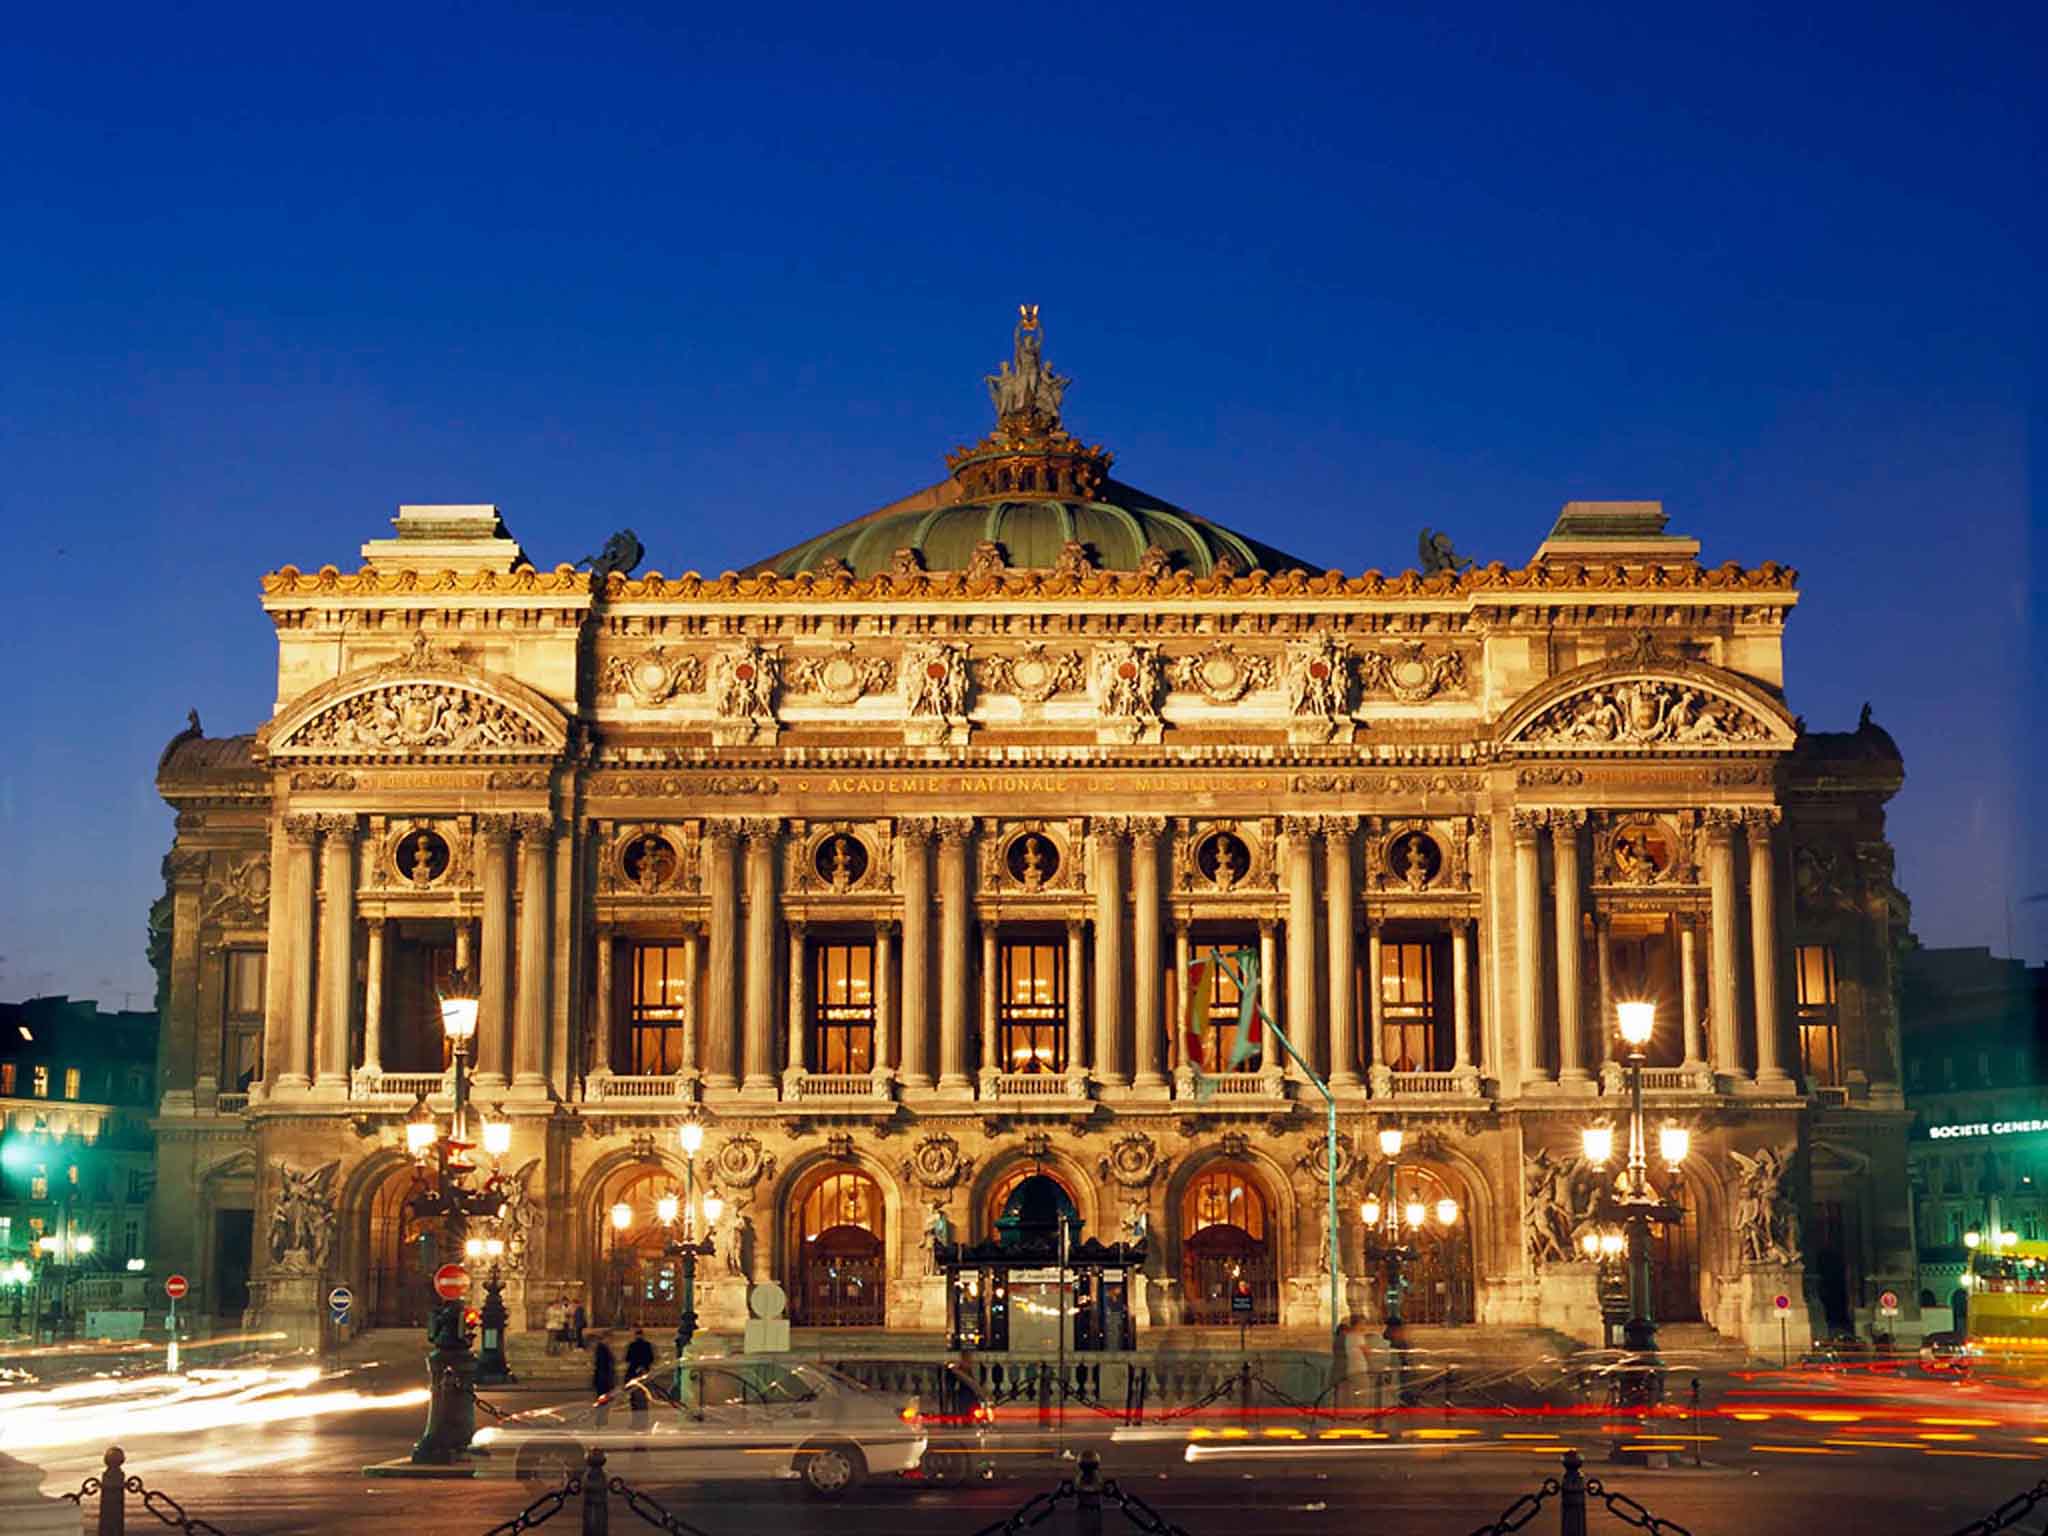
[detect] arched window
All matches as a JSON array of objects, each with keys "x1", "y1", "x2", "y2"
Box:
[
  {"x1": 790, "y1": 1166, "x2": 885, "y2": 1327},
  {"x1": 989, "y1": 1169, "x2": 1079, "y2": 1248},
  {"x1": 1182, "y1": 1165, "x2": 1276, "y2": 1325}
]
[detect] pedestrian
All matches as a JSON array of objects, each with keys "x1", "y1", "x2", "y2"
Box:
[
  {"x1": 572, "y1": 1298, "x2": 587, "y2": 1349},
  {"x1": 544, "y1": 1295, "x2": 564, "y2": 1356},
  {"x1": 625, "y1": 1327, "x2": 656, "y2": 1431},
  {"x1": 591, "y1": 1331, "x2": 617, "y2": 1427}
]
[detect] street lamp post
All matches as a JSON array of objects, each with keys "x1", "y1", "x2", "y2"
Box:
[
  {"x1": 1581, "y1": 1000, "x2": 1688, "y2": 1430},
  {"x1": 404, "y1": 974, "x2": 512, "y2": 1465},
  {"x1": 1359, "y1": 1126, "x2": 1460, "y2": 1355},
  {"x1": 662, "y1": 1120, "x2": 720, "y2": 1399}
]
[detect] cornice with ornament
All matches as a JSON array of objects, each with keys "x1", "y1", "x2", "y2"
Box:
[{"x1": 262, "y1": 557, "x2": 1799, "y2": 606}]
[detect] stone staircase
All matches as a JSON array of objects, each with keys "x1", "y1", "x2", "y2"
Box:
[{"x1": 1651, "y1": 1322, "x2": 1753, "y2": 1368}]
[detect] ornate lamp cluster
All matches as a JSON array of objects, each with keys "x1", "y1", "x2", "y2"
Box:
[
  {"x1": 1359, "y1": 1125, "x2": 1460, "y2": 1350},
  {"x1": 1578, "y1": 1000, "x2": 1689, "y2": 1418},
  {"x1": 605, "y1": 1118, "x2": 722, "y2": 1397},
  {"x1": 404, "y1": 973, "x2": 521, "y2": 1463}
]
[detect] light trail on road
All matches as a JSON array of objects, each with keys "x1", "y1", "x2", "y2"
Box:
[{"x1": 0, "y1": 1366, "x2": 427, "y2": 1451}]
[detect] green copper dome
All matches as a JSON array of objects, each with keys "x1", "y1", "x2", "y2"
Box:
[{"x1": 754, "y1": 480, "x2": 1311, "y2": 579}]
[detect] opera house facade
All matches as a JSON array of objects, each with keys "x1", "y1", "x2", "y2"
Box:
[{"x1": 148, "y1": 313, "x2": 1916, "y2": 1355}]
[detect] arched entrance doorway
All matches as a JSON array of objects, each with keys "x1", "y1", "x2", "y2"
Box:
[
  {"x1": 989, "y1": 1169, "x2": 1080, "y2": 1249},
  {"x1": 367, "y1": 1162, "x2": 443, "y2": 1329},
  {"x1": 1370, "y1": 1166, "x2": 1475, "y2": 1325},
  {"x1": 1182, "y1": 1165, "x2": 1278, "y2": 1325},
  {"x1": 1652, "y1": 1178, "x2": 1702, "y2": 1323},
  {"x1": 788, "y1": 1166, "x2": 886, "y2": 1327},
  {"x1": 595, "y1": 1166, "x2": 690, "y2": 1329}
]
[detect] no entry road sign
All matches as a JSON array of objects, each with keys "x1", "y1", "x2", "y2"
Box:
[{"x1": 433, "y1": 1264, "x2": 470, "y2": 1301}]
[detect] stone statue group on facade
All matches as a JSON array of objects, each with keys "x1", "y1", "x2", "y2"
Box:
[
  {"x1": 1522, "y1": 1148, "x2": 1602, "y2": 1267},
  {"x1": 1732, "y1": 1146, "x2": 1801, "y2": 1265},
  {"x1": 269, "y1": 1161, "x2": 339, "y2": 1272}
]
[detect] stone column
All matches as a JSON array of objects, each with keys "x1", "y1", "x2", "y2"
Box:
[
  {"x1": 1065, "y1": 919, "x2": 1088, "y2": 1086},
  {"x1": 703, "y1": 823, "x2": 740, "y2": 1091},
  {"x1": 277, "y1": 815, "x2": 320, "y2": 1096},
  {"x1": 937, "y1": 820, "x2": 973, "y2": 1094},
  {"x1": 163, "y1": 850, "x2": 205, "y2": 1110},
  {"x1": 898, "y1": 820, "x2": 933, "y2": 1090},
  {"x1": 1511, "y1": 811, "x2": 1546, "y2": 1085},
  {"x1": 362, "y1": 917, "x2": 386, "y2": 1078},
  {"x1": 785, "y1": 919, "x2": 808, "y2": 1090},
  {"x1": 1704, "y1": 812, "x2": 1743, "y2": 1079},
  {"x1": 475, "y1": 815, "x2": 515, "y2": 1091},
  {"x1": 1173, "y1": 920, "x2": 1192, "y2": 1075},
  {"x1": 1748, "y1": 809, "x2": 1791, "y2": 1087},
  {"x1": 1091, "y1": 821, "x2": 1126, "y2": 1088},
  {"x1": 1594, "y1": 912, "x2": 1615, "y2": 1069},
  {"x1": 979, "y1": 920, "x2": 1000, "y2": 1090},
  {"x1": 872, "y1": 920, "x2": 896, "y2": 1080},
  {"x1": 1451, "y1": 917, "x2": 1474, "y2": 1071},
  {"x1": 591, "y1": 925, "x2": 615, "y2": 1078},
  {"x1": 1365, "y1": 919, "x2": 1386, "y2": 1083},
  {"x1": 1552, "y1": 814, "x2": 1588, "y2": 1085},
  {"x1": 1325, "y1": 820, "x2": 1359, "y2": 1089},
  {"x1": 313, "y1": 816, "x2": 356, "y2": 1093},
  {"x1": 1282, "y1": 816, "x2": 1319, "y2": 1081},
  {"x1": 681, "y1": 925, "x2": 701, "y2": 1078},
  {"x1": 741, "y1": 820, "x2": 779, "y2": 1096},
  {"x1": 258, "y1": 822, "x2": 291, "y2": 1100},
  {"x1": 512, "y1": 816, "x2": 554, "y2": 1098},
  {"x1": 1130, "y1": 817, "x2": 1168, "y2": 1092},
  {"x1": 1258, "y1": 918, "x2": 1279, "y2": 1075},
  {"x1": 1679, "y1": 915, "x2": 1704, "y2": 1069}
]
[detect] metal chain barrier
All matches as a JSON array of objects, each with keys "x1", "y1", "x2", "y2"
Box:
[
  {"x1": 968, "y1": 1478, "x2": 1076, "y2": 1536},
  {"x1": 1946, "y1": 1481, "x2": 2048, "y2": 1536},
  {"x1": 61, "y1": 1449, "x2": 232, "y2": 1536},
  {"x1": 1154, "y1": 1374, "x2": 1240, "y2": 1421},
  {"x1": 1582, "y1": 1480, "x2": 1693, "y2": 1536},
  {"x1": 481, "y1": 1472, "x2": 582, "y2": 1535},
  {"x1": 608, "y1": 1475, "x2": 717, "y2": 1536},
  {"x1": 1464, "y1": 1477, "x2": 1560, "y2": 1536},
  {"x1": 1101, "y1": 1478, "x2": 1196, "y2": 1536}
]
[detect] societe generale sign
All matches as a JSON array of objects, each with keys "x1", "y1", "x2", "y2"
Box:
[{"x1": 1925, "y1": 1117, "x2": 2048, "y2": 1141}]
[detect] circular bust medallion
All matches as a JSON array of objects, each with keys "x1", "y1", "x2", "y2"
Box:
[
  {"x1": 1195, "y1": 831, "x2": 1251, "y2": 889},
  {"x1": 394, "y1": 828, "x2": 451, "y2": 886},
  {"x1": 813, "y1": 833, "x2": 870, "y2": 888},
  {"x1": 1387, "y1": 831, "x2": 1443, "y2": 890}
]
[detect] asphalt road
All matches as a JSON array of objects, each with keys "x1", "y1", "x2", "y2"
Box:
[{"x1": 11, "y1": 1362, "x2": 2046, "y2": 1535}]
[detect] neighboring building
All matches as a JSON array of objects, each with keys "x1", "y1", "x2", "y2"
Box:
[
  {"x1": 1902, "y1": 946, "x2": 2048, "y2": 1328},
  {"x1": 0, "y1": 997, "x2": 159, "y2": 1332},
  {"x1": 148, "y1": 312, "x2": 1914, "y2": 1355}
]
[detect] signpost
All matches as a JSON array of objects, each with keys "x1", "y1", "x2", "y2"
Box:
[
  {"x1": 1878, "y1": 1288, "x2": 1900, "y2": 1318},
  {"x1": 432, "y1": 1264, "x2": 470, "y2": 1302},
  {"x1": 1774, "y1": 1292, "x2": 1791, "y2": 1365},
  {"x1": 164, "y1": 1274, "x2": 188, "y2": 1373}
]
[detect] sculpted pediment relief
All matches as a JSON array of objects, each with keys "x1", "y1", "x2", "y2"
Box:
[
  {"x1": 1499, "y1": 651, "x2": 1795, "y2": 755},
  {"x1": 256, "y1": 640, "x2": 569, "y2": 761}
]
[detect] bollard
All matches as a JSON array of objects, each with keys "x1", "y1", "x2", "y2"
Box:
[
  {"x1": 1238, "y1": 1358, "x2": 1253, "y2": 1431},
  {"x1": 581, "y1": 1447, "x2": 608, "y2": 1535},
  {"x1": 1073, "y1": 1449, "x2": 1103, "y2": 1536},
  {"x1": 1689, "y1": 1377, "x2": 1702, "y2": 1468},
  {"x1": 1558, "y1": 1449, "x2": 1586, "y2": 1536},
  {"x1": 98, "y1": 1446, "x2": 125, "y2": 1536}
]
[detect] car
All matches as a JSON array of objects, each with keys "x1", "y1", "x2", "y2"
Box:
[
  {"x1": 1919, "y1": 1332, "x2": 1968, "y2": 1371},
  {"x1": 824, "y1": 1358, "x2": 992, "y2": 1485},
  {"x1": 473, "y1": 1355, "x2": 927, "y2": 1498}
]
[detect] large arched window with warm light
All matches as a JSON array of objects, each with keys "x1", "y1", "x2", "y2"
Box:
[
  {"x1": 789, "y1": 1166, "x2": 886, "y2": 1327},
  {"x1": 1181, "y1": 1164, "x2": 1276, "y2": 1325}
]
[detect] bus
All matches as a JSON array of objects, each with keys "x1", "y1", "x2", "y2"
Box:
[{"x1": 1959, "y1": 1234, "x2": 2048, "y2": 1370}]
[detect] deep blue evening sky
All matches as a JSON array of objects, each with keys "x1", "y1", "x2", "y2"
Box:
[{"x1": 0, "y1": 2, "x2": 2038, "y2": 1004}]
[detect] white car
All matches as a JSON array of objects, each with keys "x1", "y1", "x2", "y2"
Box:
[{"x1": 475, "y1": 1355, "x2": 926, "y2": 1498}]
